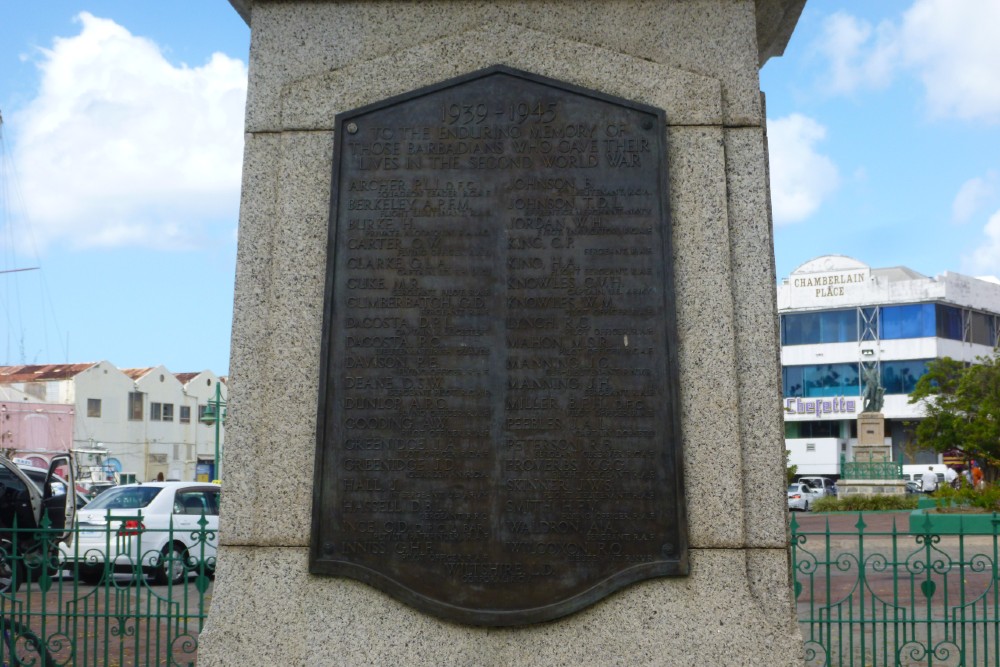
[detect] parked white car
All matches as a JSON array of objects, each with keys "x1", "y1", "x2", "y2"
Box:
[
  {"x1": 787, "y1": 482, "x2": 823, "y2": 511},
  {"x1": 61, "y1": 482, "x2": 219, "y2": 585}
]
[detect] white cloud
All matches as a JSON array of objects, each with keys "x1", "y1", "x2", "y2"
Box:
[
  {"x1": 767, "y1": 114, "x2": 840, "y2": 225},
  {"x1": 7, "y1": 13, "x2": 247, "y2": 250},
  {"x1": 813, "y1": 1, "x2": 1000, "y2": 124},
  {"x1": 951, "y1": 172, "x2": 999, "y2": 225},
  {"x1": 815, "y1": 12, "x2": 897, "y2": 95},
  {"x1": 964, "y1": 209, "x2": 1000, "y2": 275},
  {"x1": 897, "y1": 0, "x2": 1000, "y2": 122}
]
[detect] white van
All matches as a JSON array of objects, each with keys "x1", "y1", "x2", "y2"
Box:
[
  {"x1": 902, "y1": 464, "x2": 948, "y2": 489},
  {"x1": 798, "y1": 476, "x2": 837, "y2": 497}
]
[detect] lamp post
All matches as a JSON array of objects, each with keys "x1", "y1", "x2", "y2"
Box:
[{"x1": 200, "y1": 381, "x2": 227, "y2": 482}]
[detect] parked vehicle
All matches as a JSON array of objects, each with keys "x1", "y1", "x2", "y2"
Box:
[
  {"x1": 798, "y1": 476, "x2": 837, "y2": 497},
  {"x1": 788, "y1": 482, "x2": 822, "y2": 511},
  {"x1": 17, "y1": 464, "x2": 90, "y2": 508},
  {"x1": 902, "y1": 465, "x2": 947, "y2": 488},
  {"x1": 61, "y1": 482, "x2": 219, "y2": 585},
  {"x1": 0, "y1": 454, "x2": 77, "y2": 592}
]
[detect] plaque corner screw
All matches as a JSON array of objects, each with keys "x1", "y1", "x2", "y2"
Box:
[
  {"x1": 324, "y1": 542, "x2": 336, "y2": 555},
  {"x1": 346, "y1": 122, "x2": 358, "y2": 135},
  {"x1": 641, "y1": 118, "x2": 653, "y2": 131}
]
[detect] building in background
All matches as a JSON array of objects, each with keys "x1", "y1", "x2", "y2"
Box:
[
  {"x1": 0, "y1": 361, "x2": 226, "y2": 482},
  {"x1": 779, "y1": 255, "x2": 1000, "y2": 477},
  {"x1": 0, "y1": 398, "x2": 75, "y2": 467}
]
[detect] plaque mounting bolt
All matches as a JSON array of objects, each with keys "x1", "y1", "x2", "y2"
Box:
[
  {"x1": 324, "y1": 542, "x2": 336, "y2": 555},
  {"x1": 641, "y1": 118, "x2": 653, "y2": 131},
  {"x1": 346, "y1": 122, "x2": 358, "y2": 135}
]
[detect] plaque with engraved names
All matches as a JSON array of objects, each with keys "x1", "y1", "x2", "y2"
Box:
[{"x1": 311, "y1": 66, "x2": 686, "y2": 626}]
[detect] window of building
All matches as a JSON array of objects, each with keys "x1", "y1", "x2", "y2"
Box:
[
  {"x1": 783, "y1": 363, "x2": 860, "y2": 398},
  {"x1": 86, "y1": 398, "x2": 102, "y2": 418},
  {"x1": 936, "y1": 304, "x2": 963, "y2": 340},
  {"x1": 881, "y1": 359, "x2": 931, "y2": 394},
  {"x1": 785, "y1": 420, "x2": 842, "y2": 438},
  {"x1": 128, "y1": 392, "x2": 144, "y2": 421},
  {"x1": 968, "y1": 310, "x2": 993, "y2": 346},
  {"x1": 151, "y1": 402, "x2": 163, "y2": 421},
  {"x1": 162, "y1": 403, "x2": 174, "y2": 422},
  {"x1": 180, "y1": 406, "x2": 191, "y2": 424},
  {"x1": 198, "y1": 405, "x2": 208, "y2": 424},
  {"x1": 880, "y1": 303, "x2": 935, "y2": 339},
  {"x1": 781, "y1": 309, "x2": 858, "y2": 346}
]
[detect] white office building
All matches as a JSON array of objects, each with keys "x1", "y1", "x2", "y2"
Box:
[{"x1": 778, "y1": 255, "x2": 1000, "y2": 477}]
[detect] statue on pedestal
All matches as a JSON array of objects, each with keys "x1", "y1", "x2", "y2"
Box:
[{"x1": 862, "y1": 364, "x2": 885, "y2": 413}]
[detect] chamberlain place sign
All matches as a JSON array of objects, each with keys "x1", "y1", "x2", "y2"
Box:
[
  {"x1": 310, "y1": 67, "x2": 687, "y2": 626},
  {"x1": 788, "y1": 267, "x2": 872, "y2": 307}
]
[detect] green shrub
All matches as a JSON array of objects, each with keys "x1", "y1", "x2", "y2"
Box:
[
  {"x1": 812, "y1": 494, "x2": 918, "y2": 513},
  {"x1": 932, "y1": 482, "x2": 1000, "y2": 511}
]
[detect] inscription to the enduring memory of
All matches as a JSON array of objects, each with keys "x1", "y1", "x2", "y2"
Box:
[{"x1": 311, "y1": 66, "x2": 686, "y2": 626}]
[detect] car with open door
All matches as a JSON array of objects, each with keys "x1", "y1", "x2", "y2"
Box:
[
  {"x1": 16, "y1": 464, "x2": 90, "y2": 509},
  {"x1": 0, "y1": 453, "x2": 77, "y2": 592}
]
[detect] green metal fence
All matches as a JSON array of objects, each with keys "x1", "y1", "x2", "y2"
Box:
[
  {"x1": 0, "y1": 513, "x2": 214, "y2": 666},
  {"x1": 791, "y1": 511, "x2": 1000, "y2": 666},
  {"x1": 840, "y1": 461, "x2": 903, "y2": 481}
]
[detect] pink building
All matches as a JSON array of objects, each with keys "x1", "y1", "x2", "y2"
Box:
[{"x1": 0, "y1": 400, "x2": 75, "y2": 467}]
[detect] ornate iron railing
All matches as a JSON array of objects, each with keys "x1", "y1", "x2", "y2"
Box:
[
  {"x1": 840, "y1": 460, "x2": 903, "y2": 481},
  {"x1": 791, "y1": 511, "x2": 1000, "y2": 666},
  {"x1": 839, "y1": 453, "x2": 903, "y2": 481},
  {"x1": 0, "y1": 510, "x2": 215, "y2": 666}
]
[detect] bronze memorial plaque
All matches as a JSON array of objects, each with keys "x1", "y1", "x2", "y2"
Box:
[{"x1": 311, "y1": 66, "x2": 686, "y2": 625}]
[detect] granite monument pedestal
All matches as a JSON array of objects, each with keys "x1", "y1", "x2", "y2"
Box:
[{"x1": 199, "y1": 1, "x2": 807, "y2": 664}]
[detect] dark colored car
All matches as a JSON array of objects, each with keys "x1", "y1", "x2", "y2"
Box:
[
  {"x1": 17, "y1": 464, "x2": 90, "y2": 509},
  {"x1": 0, "y1": 454, "x2": 77, "y2": 591}
]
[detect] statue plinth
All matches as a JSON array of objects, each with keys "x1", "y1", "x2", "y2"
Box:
[
  {"x1": 840, "y1": 411, "x2": 903, "y2": 493},
  {"x1": 855, "y1": 411, "x2": 891, "y2": 463},
  {"x1": 857, "y1": 412, "x2": 886, "y2": 446}
]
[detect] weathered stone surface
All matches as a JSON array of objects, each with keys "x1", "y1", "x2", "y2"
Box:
[
  {"x1": 279, "y1": 24, "x2": 724, "y2": 130},
  {"x1": 199, "y1": 546, "x2": 802, "y2": 666},
  {"x1": 725, "y1": 126, "x2": 789, "y2": 548},
  {"x1": 239, "y1": 1, "x2": 761, "y2": 130},
  {"x1": 204, "y1": 0, "x2": 805, "y2": 662},
  {"x1": 222, "y1": 131, "x2": 332, "y2": 547}
]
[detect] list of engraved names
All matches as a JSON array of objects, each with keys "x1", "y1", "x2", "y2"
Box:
[{"x1": 315, "y1": 70, "x2": 683, "y2": 618}]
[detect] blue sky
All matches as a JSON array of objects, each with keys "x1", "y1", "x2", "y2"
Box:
[
  {"x1": 1, "y1": 1, "x2": 997, "y2": 374},
  {"x1": 762, "y1": 0, "x2": 1000, "y2": 281},
  {"x1": 1, "y1": 2, "x2": 249, "y2": 374}
]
